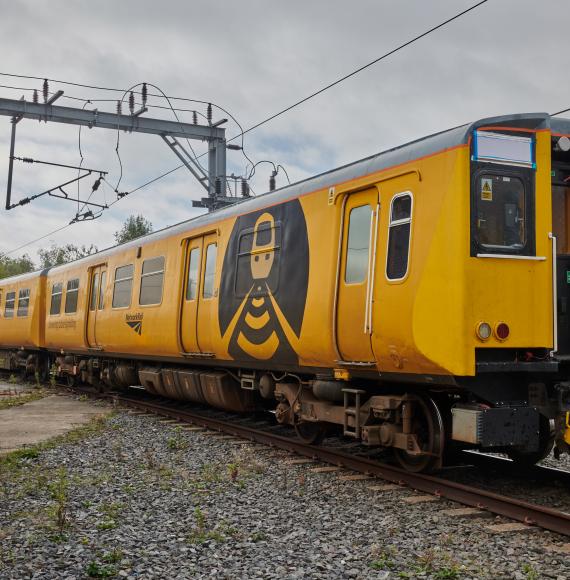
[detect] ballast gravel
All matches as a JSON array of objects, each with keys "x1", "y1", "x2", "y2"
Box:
[{"x1": 1, "y1": 406, "x2": 569, "y2": 579}]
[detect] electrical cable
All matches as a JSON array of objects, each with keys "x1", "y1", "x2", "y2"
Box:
[
  {"x1": 0, "y1": 1, "x2": 490, "y2": 255},
  {"x1": 276, "y1": 164, "x2": 291, "y2": 184},
  {"x1": 223, "y1": 0, "x2": 491, "y2": 143},
  {"x1": 0, "y1": 74, "x2": 255, "y2": 173},
  {"x1": 0, "y1": 77, "x2": 280, "y2": 190},
  {"x1": 0, "y1": 223, "x2": 74, "y2": 258}
]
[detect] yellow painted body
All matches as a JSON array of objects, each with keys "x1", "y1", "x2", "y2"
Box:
[
  {"x1": 0, "y1": 130, "x2": 555, "y2": 381},
  {"x1": 0, "y1": 271, "x2": 46, "y2": 349}
]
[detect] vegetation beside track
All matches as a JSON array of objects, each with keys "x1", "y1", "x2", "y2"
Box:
[{"x1": 0, "y1": 385, "x2": 50, "y2": 410}]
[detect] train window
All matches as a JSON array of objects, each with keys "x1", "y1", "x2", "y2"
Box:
[
  {"x1": 235, "y1": 223, "x2": 281, "y2": 297},
  {"x1": 203, "y1": 244, "x2": 217, "y2": 299},
  {"x1": 186, "y1": 249, "x2": 200, "y2": 301},
  {"x1": 89, "y1": 274, "x2": 99, "y2": 311},
  {"x1": 4, "y1": 291, "x2": 15, "y2": 318},
  {"x1": 98, "y1": 271, "x2": 107, "y2": 310},
  {"x1": 113, "y1": 265, "x2": 134, "y2": 308},
  {"x1": 17, "y1": 289, "x2": 30, "y2": 317},
  {"x1": 65, "y1": 279, "x2": 79, "y2": 314},
  {"x1": 386, "y1": 193, "x2": 413, "y2": 281},
  {"x1": 50, "y1": 283, "x2": 63, "y2": 315},
  {"x1": 345, "y1": 205, "x2": 372, "y2": 284},
  {"x1": 475, "y1": 174, "x2": 525, "y2": 250},
  {"x1": 139, "y1": 257, "x2": 165, "y2": 305}
]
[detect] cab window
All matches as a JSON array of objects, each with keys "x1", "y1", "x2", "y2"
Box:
[
  {"x1": 17, "y1": 289, "x2": 30, "y2": 317},
  {"x1": 475, "y1": 174, "x2": 525, "y2": 250},
  {"x1": 139, "y1": 257, "x2": 165, "y2": 305},
  {"x1": 50, "y1": 283, "x2": 63, "y2": 315},
  {"x1": 5, "y1": 291, "x2": 15, "y2": 318}
]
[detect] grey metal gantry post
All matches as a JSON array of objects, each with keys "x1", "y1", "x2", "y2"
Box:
[{"x1": 0, "y1": 96, "x2": 229, "y2": 211}]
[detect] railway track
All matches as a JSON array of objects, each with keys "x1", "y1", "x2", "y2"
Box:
[{"x1": 65, "y1": 386, "x2": 570, "y2": 538}]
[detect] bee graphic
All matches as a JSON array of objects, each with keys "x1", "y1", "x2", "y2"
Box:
[{"x1": 219, "y1": 200, "x2": 309, "y2": 365}]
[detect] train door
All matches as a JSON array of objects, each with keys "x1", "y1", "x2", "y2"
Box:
[
  {"x1": 335, "y1": 189, "x2": 379, "y2": 363},
  {"x1": 180, "y1": 236, "x2": 204, "y2": 353},
  {"x1": 196, "y1": 233, "x2": 219, "y2": 355},
  {"x1": 86, "y1": 264, "x2": 107, "y2": 349},
  {"x1": 552, "y1": 165, "x2": 570, "y2": 354},
  {"x1": 180, "y1": 232, "x2": 218, "y2": 355}
]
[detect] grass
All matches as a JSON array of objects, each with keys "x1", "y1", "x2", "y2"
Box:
[
  {"x1": 166, "y1": 426, "x2": 188, "y2": 451},
  {"x1": 46, "y1": 467, "x2": 70, "y2": 538},
  {"x1": 95, "y1": 501, "x2": 124, "y2": 531},
  {"x1": 85, "y1": 561, "x2": 116, "y2": 578},
  {"x1": 0, "y1": 388, "x2": 49, "y2": 410},
  {"x1": 522, "y1": 563, "x2": 539, "y2": 580},
  {"x1": 369, "y1": 546, "x2": 397, "y2": 571},
  {"x1": 0, "y1": 412, "x2": 112, "y2": 475},
  {"x1": 187, "y1": 507, "x2": 225, "y2": 544},
  {"x1": 413, "y1": 550, "x2": 462, "y2": 579}
]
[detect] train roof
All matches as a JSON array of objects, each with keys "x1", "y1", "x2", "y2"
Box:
[
  {"x1": 0, "y1": 268, "x2": 47, "y2": 286},
  {"x1": 3, "y1": 111, "x2": 567, "y2": 281}
]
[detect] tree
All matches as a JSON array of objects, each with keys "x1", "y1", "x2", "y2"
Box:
[
  {"x1": 38, "y1": 244, "x2": 98, "y2": 268},
  {"x1": 0, "y1": 254, "x2": 35, "y2": 279},
  {"x1": 114, "y1": 214, "x2": 153, "y2": 245}
]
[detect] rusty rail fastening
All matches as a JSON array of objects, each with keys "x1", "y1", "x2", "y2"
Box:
[{"x1": 102, "y1": 392, "x2": 570, "y2": 537}]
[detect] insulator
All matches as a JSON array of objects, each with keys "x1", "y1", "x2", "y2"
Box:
[
  {"x1": 116, "y1": 100, "x2": 122, "y2": 115},
  {"x1": 241, "y1": 179, "x2": 250, "y2": 197},
  {"x1": 269, "y1": 173, "x2": 276, "y2": 192},
  {"x1": 142, "y1": 83, "x2": 148, "y2": 106},
  {"x1": 92, "y1": 177, "x2": 102, "y2": 192},
  {"x1": 33, "y1": 90, "x2": 38, "y2": 104},
  {"x1": 207, "y1": 103, "x2": 212, "y2": 124},
  {"x1": 215, "y1": 178, "x2": 222, "y2": 195},
  {"x1": 42, "y1": 79, "x2": 48, "y2": 103},
  {"x1": 129, "y1": 91, "x2": 135, "y2": 114},
  {"x1": 193, "y1": 111, "x2": 198, "y2": 125}
]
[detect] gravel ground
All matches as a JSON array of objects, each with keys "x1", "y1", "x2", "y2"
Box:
[
  {"x1": 1, "y1": 408, "x2": 569, "y2": 580},
  {"x1": 439, "y1": 452, "x2": 570, "y2": 513}
]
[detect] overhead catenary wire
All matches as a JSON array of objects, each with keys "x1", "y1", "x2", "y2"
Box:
[
  {"x1": 0, "y1": 0, "x2": 491, "y2": 257},
  {"x1": 0, "y1": 1, "x2": 490, "y2": 148}
]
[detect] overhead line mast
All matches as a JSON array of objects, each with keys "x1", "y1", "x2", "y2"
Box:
[{"x1": 0, "y1": 91, "x2": 237, "y2": 213}]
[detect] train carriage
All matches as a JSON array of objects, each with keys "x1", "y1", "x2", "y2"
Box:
[
  {"x1": 0, "y1": 269, "x2": 46, "y2": 373},
  {"x1": 2, "y1": 111, "x2": 570, "y2": 472}
]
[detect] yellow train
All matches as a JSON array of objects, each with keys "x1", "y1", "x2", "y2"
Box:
[{"x1": 2, "y1": 111, "x2": 570, "y2": 472}]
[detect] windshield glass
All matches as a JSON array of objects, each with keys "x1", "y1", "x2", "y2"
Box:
[{"x1": 476, "y1": 174, "x2": 525, "y2": 250}]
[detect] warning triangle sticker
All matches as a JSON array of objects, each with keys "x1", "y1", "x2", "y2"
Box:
[{"x1": 481, "y1": 179, "x2": 493, "y2": 201}]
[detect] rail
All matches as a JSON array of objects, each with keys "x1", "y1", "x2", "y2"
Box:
[{"x1": 100, "y1": 391, "x2": 570, "y2": 537}]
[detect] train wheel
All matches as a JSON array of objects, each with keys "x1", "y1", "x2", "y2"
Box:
[
  {"x1": 393, "y1": 395, "x2": 444, "y2": 473},
  {"x1": 294, "y1": 421, "x2": 327, "y2": 445},
  {"x1": 507, "y1": 415, "x2": 554, "y2": 467}
]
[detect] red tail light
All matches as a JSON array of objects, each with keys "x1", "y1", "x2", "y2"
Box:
[{"x1": 495, "y1": 322, "x2": 510, "y2": 341}]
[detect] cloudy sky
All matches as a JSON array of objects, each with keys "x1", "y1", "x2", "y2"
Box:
[{"x1": 0, "y1": 0, "x2": 567, "y2": 262}]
